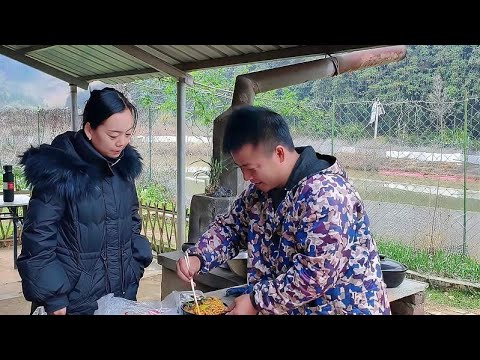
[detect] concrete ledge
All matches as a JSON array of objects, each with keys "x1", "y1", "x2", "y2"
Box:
[
  {"x1": 407, "y1": 270, "x2": 480, "y2": 292},
  {"x1": 387, "y1": 278, "x2": 428, "y2": 302}
]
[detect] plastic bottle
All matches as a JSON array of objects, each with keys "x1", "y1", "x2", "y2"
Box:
[{"x1": 3, "y1": 165, "x2": 15, "y2": 202}]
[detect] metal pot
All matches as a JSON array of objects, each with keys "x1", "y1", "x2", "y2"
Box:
[{"x1": 380, "y1": 254, "x2": 408, "y2": 288}]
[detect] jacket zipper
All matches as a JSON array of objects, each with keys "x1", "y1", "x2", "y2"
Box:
[
  {"x1": 101, "y1": 243, "x2": 111, "y2": 294},
  {"x1": 120, "y1": 241, "x2": 125, "y2": 295},
  {"x1": 108, "y1": 170, "x2": 125, "y2": 296}
]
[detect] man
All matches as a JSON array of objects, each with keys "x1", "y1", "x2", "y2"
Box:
[{"x1": 176, "y1": 105, "x2": 390, "y2": 315}]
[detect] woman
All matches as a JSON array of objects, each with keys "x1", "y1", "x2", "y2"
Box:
[{"x1": 17, "y1": 87, "x2": 153, "y2": 315}]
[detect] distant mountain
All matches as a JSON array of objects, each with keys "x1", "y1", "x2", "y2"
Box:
[{"x1": 0, "y1": 55, "x2": 70, "y2": 108}]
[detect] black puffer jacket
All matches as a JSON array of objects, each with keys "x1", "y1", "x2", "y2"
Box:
[{"x1": 17, "y1": 130, "x2": 153, "y2": 314}]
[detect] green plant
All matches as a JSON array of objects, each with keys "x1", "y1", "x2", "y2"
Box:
[
  {"x1": 12, "y1": 166, "x2": 29, "y2": 191},
  {"x1": 338, "y1": 122, "x2": 369, "y2": 141},
  {"x1": 434, "y1": 128, "x2": 467, "y2": 147},
  {"x1": 376, "y1": 238, "x2": 480, "y2": 283},
  {"x1": 191, "y1": 157, "x2": 228, "y2": 196},
  {"x1": 426, "y1": 288, "x2": 480, "y2": 311},
  {"x1": 137, "y1": 183, "x2": 170, "y2": 205}
]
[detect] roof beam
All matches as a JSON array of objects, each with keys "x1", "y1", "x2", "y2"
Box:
[
  {"x1": 80, "y1": 67, "x2": 159, "y2": 81},
  {"x1": 0, "y1": 45, "x2": 89, "y2": 89},
  {"x1": 18, "y1": 45, "x2": 55, "y2": 54},
  {"x1": 113, "y1": 45, "x2": 193, "y2": 85},
  {"x1": 178, "y1": 45, "x2": 376, "y2": 71}
]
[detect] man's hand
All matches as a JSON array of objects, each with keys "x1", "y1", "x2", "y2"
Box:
[
  {"x1": 49, "y1": 307, "x2": 67, "y2": 315},
  {"x1": 176, "y1": 255, "x2": 201, "y2": 283},
  {"x1": 226, "y1": 294, "x2": 258, "y2": 315}
]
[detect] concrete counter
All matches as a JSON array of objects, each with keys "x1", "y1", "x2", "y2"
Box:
[{"x1": 158, "y1": 251, "x2": 429, "y2": 314}]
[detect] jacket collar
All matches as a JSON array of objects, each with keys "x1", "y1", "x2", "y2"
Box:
[{"x1": 20, "y1": 130, "x2": 143, "y2": 199}]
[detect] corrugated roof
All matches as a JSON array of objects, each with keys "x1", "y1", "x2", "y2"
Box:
[{"x1": 0, "y1": 45, "x2": 376, "y2": 89}]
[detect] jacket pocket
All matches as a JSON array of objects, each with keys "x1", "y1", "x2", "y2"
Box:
[
  {"x1": 124, "y1": 262, "x2": 142, "y2": 300},
  {"x1": 129, "y1": 259, "x2": 146, "y2": 284},
  {"x1": 68, "y1": 271, "x2": 93, "y2": 305}
]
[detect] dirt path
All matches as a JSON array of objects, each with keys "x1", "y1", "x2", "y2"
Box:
[
  {"x1": 424, "y1": 297, "x2": 480, "y2": 315},
  {"x1": 425, "y1": 303, "x2": 480, "y2": 315}
]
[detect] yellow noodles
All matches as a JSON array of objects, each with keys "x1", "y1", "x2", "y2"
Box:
[{"x1": 183, "y1": 296, "x2": 227, "y2": 315}]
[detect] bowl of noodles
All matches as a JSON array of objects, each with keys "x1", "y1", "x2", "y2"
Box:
[{"x1": 181, "y1": 296, "x2": 228, "y2": 315}]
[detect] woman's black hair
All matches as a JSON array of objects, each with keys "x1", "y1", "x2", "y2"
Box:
[{"x1": 82, "y1": 87, "x2": 138, "y2": 130}]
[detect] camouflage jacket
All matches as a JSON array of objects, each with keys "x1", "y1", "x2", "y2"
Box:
[{"x1": 187, "y1": 158, "x2": 390, "y2": 315}]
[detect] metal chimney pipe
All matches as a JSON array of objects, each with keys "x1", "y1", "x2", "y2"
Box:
[{"x1": 232, "y1": 45, "x2": 407, "y2": 106}]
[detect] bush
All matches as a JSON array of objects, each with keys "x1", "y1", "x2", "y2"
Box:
[
  {"x1": 137, "y1": 183, "x2": 171, "y2": 205},
  {"x1": 12, "y1": 166, "x2": 29, "y2": 191}
]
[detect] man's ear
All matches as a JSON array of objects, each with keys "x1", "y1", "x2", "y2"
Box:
[{"x1": 275, "y1": 145, "x2": 285, "y2": 163}]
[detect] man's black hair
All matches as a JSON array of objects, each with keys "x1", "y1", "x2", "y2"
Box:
[{"x1": 222, "y1": 105, "x2": 295, "y2": 154}]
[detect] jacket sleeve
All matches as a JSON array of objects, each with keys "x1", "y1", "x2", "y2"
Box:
[
  {"x1": 17, "y1": 188, "x2": 71, "y2": 313},
  {"x1": 251, "y1": 179, "x2": 348, "y2": 314},
  {"x1": 186, "y1": 190, "x2": 250, "y2": 273},
  {"x1": 131, "y1": 188, "x2": 153, "y2": 272}
]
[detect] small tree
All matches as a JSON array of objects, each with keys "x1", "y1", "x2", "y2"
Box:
[{"x1": 427, "y1": 75, "x2": 453, "y2": 133}]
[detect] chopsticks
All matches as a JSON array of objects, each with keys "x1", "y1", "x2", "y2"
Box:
[{"x1": 184, "y1": 254, "x2": 201, "y2": 314}]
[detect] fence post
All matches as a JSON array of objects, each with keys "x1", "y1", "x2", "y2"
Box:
[
  {"x1": 148, "y1": 107, "x2": 152, "y2": 182},
  {"x1": 331, "y1": 98, "x2": 336, "y2": 156},
  {"x1": 373, "y1": 104, "x2": 379, "y2": 139},
  {"x1": 462, "y1": 91, "x2": 468, "y2": 256},
  {"x1": 37, "y1": 109, "x2": 41, "y2": 145}
]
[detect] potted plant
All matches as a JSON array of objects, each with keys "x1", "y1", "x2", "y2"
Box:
[
  {"x1": 191, "y1": 157, "x2": 231, "y2": 197},
  {"x1": 187, "y1": 156, "x2": 235, "y2": 244}
]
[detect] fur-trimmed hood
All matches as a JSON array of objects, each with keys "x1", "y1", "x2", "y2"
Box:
[{"x1": 20, "y1": 130, "x2": 143, "y2": 199}]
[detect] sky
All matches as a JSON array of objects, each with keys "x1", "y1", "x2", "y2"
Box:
[{"x1": 0, "y1": 54, "x2": 72, "y2": 108}]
